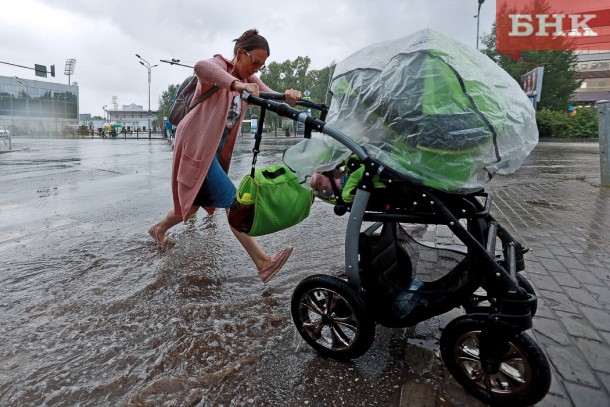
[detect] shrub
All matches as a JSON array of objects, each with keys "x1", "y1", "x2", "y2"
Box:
[{"x1": 535, "y1": 107, "x2": 598, "y2": 139}]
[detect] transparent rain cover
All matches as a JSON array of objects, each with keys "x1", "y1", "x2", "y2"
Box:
[{"x1": 284, "y1": 29, "x2": 538, "y2": 193}]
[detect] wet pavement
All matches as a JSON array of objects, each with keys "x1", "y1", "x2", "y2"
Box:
[{"x1": 0, "y1": 137, "x2": 609, "y2": 406}]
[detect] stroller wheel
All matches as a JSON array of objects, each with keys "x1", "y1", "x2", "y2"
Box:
[
  {"x1": 291, "y1": 274, "x2": 375, "y2": 360},
  {"x1": 440, "y1": 316, "x2": 551, "y2": 407}
]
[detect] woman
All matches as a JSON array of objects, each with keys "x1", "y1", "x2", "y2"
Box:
[{"x1": 149, "y1": 29, "x2": 301, "y2": 284}]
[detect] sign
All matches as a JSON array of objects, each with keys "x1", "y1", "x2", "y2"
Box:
[
  {"x1": 34, "y1": 64, "x2": 47, "y2": 78},
  {"x1": 496, "y1": 0, "x2": 610, "y2": 60},
  {"x1": 521, "y1": 67, "x2": 544, "y2": 108}
]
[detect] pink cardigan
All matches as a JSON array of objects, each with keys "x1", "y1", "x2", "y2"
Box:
[{"x1": 171, "y1": 55, "x2": 272, "y2": 222}]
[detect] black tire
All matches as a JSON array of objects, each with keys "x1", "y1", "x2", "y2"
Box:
[
  {"x1": 440, "y1": 316, "x2": 551, "y2": 407},
  {"x1": 291, "y1": 274, "x2": 375, "y2": 360}
]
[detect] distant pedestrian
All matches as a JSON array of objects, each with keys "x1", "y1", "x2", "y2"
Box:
[{"x1": 148, "y1": 28, "x2": 301, "y2": 284}]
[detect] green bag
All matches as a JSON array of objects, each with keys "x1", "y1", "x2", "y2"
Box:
[{"x1": 236, "y1": 164, "x2": 312, "y2": 237}]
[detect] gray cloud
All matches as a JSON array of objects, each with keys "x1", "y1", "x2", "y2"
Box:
[{"x1": 0, "y1": 0, "x2": 496, "y2": 116}]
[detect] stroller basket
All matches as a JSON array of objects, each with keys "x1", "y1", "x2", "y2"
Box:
[{"x1": 360, "y1": 222, "x2": 469, "y2": 327}]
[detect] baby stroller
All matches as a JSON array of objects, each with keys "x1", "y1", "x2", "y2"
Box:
[{"x1": 242, "y1": 30, "x2": 551, "y2": 407}]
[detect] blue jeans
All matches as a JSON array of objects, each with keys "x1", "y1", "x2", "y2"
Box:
[{"x1": 193, "y1": 156, "x2": 236, "y2": 208}]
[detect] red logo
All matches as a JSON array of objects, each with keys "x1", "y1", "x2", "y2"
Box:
[{"x1": 496, "y1": 0, "x2": 610, "y2": 60}]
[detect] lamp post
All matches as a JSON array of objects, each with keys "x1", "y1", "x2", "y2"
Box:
[
  {"x1": 135, "y1": 54, "x2": 158, "y2": 139},
  {"x1": 476, "y1": 0, "x2": 485, "y2": 50}
]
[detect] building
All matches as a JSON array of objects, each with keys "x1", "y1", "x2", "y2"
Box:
[
  {"x1": 104, "y1": 105, "x2": 158, "y2": 132},
  {"x1": 0, "y1": 75, "x2": 79, "y2": 136},
  {"x1": 574, "y1": 51, "x2": 610, "y2": 105}
]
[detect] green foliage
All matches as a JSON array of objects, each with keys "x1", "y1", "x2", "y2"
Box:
[
  {"x1": 480, "y1": 0, "x2": 582, "y2": 111},
  {"x1": 78, "y1": 125, "x2": 90, "y2": 135},
  {"x1": 258, "y1": 57, "x2": 335, "y2": 130},
  {"x1": 157, "y1": 57, "x2": 335, "y2": 132},
  {"x1": 536, "y1": 108, "x2": 598, "y2": 139},
  {"x1": 157, "y1": 83, "x2": 180, "y2": 125}
]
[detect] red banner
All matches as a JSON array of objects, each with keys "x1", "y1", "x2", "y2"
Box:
[{"x1": 496, "y1": 0, "x2": 610, "y2": 60}]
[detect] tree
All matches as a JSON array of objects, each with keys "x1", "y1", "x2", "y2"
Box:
[
  {"x1": 157, "y1": 83, "x2": 180, "y2": 125},
  {"x1": 156, "y1": 57, "x2": 336, "y2": 132},
  {"x1": 480, "y1": 1, "x2": 582, "y2": 111},
  {"x1": 258, "y1": 57, "x2": 335, "y2": 131}
]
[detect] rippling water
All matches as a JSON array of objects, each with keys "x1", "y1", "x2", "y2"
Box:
[
  {"x1": 2, "y1": 137, "x2": 602, "y2": 406},
  {"x1": 1, "y1": 137, "x2": 436, "y2": 406}
]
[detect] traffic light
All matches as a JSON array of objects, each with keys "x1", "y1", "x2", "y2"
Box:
[{"x1": 50, "y1": 64, "x2": 55, "y2": 77}]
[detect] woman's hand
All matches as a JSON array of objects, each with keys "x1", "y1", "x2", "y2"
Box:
[
  {"x1": 232, "y1": 81, "x2": 260, "y2": 96},
  {"x1": 284, "y1": 89, "x2": 302, "y2": 106}
]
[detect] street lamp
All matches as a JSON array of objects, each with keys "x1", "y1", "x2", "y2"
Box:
[
  {"x1": 476, "y1": 0, "x2": 486, "y2": 50},
  {"x1": 135, "y1": 54, "x2": 158, "y2": 139}
]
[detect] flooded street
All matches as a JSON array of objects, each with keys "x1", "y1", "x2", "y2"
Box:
[{"x1": 0, "y1": 137, "x2": 605, "y2": 406}]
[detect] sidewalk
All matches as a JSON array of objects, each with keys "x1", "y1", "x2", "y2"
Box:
[{"x1": 488, "y1": 142, "x2": 610, "y2": 406}]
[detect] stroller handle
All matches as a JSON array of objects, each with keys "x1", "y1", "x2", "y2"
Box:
[
  {"x1": 259, "y1": 92, "x2": 329, "y2": 117},
  {"x1": 241, "y1": 91, "x2": 369, "y2": 162}
]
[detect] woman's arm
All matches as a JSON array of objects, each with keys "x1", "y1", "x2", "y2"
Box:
[{"x1": 193, "y1": 58, "x2": 236, "y2": 90}]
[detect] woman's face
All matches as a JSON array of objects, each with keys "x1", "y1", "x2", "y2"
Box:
[{"x1": 234, "y1": 47, "x2": 268, "y2": 79}]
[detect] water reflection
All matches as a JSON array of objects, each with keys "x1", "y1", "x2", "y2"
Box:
[{"x1": 0, "y1": 138, "x2": 606, "y2": 406}]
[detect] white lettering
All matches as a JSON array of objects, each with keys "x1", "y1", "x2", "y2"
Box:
[
  {"x1": 536, "y1": 14, "x2": 564, "y2": 37},
  {"x1": 569, "y1": 14, "x2": 598, "y2": 37},
  {"x1": 509, "y1": 14, "x2": 534, "y2": 37}
]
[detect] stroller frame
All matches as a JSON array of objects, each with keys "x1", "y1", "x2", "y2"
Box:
[{"x1": 243, "y1": 92, "x2": 551, "y2": 407}]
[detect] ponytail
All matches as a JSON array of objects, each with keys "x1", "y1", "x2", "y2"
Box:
[{"x1": 233, "y1": 28, "x2": 270, "y2": 55}]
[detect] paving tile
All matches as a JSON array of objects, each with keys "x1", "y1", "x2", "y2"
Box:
[
  {"x1": 600, "y1": 331, "x2": 610, "y2": 347},
  {"x1": 548, "y1": 245, "x2": 571, "y2": 258},
  {"x1": 570, "y1": 269, "x2": 605, "y2": 287},
  {"x1": 586, "y1": 285, "x2": 610, "y2": 308},
  {"x1": 555, "y1": 311, "x2": 602, "y2": 341},
  {"x1": 564, "y1": 286, "x2": 603, "y2": 309},
  {"x1": 579, "y1": 306, "x2": 610, "y2": 331},
  {"x1": 532, "y1": 317, "x2": 572, "y2": 346},
  {"x1": 552, "y1": 272, "x2": 581, "y2": 289},
  {"x1": 576, "y1": 338, "x2": 610, "y2": 374},
  {"x1": 545, "y1": 344, "x2": 599, "y2": 387},
  {"x1": 589, "y1": 266, "x2": 610, "y2": 282},
  {"x1": 529, "y1": 273, "x2": 563, "y2": 293},
  {"x1": 527, "y1": 259, "x2": 552, "y2": 276},
  {"x1": 564, "y1": 382, "x2": 608, "y2": 407},
  {"x1": 530, "y1": 247, "x2": 556, "y2": 259},
  {"x1": 538, "y1": 290, "x2": 580, "y2": 314},
  {"x1": 556, "y1": 255, "x2": 586, "y2": 271},
  {"x1": 537, "y1": 393, "x2": 572, "y2": 407},
  {"x1": 540, "y1": 258, "x2": 568, "y2": 273},
  {"x1": 534, "y1": 297, "x2": 557, "y2": 320}
]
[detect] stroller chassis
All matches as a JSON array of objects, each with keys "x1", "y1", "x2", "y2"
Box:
[{"x1": 243, "y1": 91, "x2": 551, "y2": 406}]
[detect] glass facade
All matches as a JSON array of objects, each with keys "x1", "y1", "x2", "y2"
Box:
[{"x1": 0, "y1": 75, "x2": 78, "y2": 136}]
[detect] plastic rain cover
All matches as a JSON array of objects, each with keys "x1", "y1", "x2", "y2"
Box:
[{"x1": 284, "y1": 29, "x2": 538, "y2": 193}]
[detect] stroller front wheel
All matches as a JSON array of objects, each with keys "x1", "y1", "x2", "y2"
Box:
[
  {"x1": 291, "y1": 274, "x2": 375, "y2": 360},
  {"x1": 440, "y1": 315, "x2": 551, "y2": 406}
]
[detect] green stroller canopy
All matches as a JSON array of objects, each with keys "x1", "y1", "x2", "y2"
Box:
[{"x1": 284, "y1": 29, "x2": 538, "y2": 192}]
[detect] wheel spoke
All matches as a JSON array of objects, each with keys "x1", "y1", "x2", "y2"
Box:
[
  {"x1": 302, "y1": 320, "x2": 325, "y2": 339},
  {"x1": 304, "y1": 292, "x2": 326, "y2": 316},
  {"x1": 330, "y1": 322, "x2": 352, "y2": 348},
  {"x1": 498, "y1": 360, "x2": 527, "y2": 385}
]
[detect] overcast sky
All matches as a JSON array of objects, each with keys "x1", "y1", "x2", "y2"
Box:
[{"x1": 0, "y1": 0, "x2": 496, "y2": 117}]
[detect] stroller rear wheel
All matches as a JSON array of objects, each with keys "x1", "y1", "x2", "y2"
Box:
[
  {"x1": 440, "y1": 315, "x2": 551, "y2": 406},
  {"x1": 291, "y1": 274, "x2": 375, "y2": 360}
]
